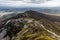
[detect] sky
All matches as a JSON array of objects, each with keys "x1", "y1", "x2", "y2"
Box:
[{"x1": 0, "y1": 0, "x2": 60, "y2": 7}]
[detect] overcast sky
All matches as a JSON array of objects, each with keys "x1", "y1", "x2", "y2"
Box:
[{"x1": 0, "y1": 0, "x2": 60, "y2": 7}]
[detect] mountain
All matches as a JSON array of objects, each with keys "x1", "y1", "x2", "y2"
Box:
[{"x1": 0, "y1": 10, "x2": 60, "y2": 40}]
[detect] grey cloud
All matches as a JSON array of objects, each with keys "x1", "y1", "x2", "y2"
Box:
[
  {"x1": 0, "y1": 0, "x2": 51, "y2": 3},
  {"x1": 23, "y1": 0, "x2": 51, "y2": 4},
  {"x1": 13, "y1": 0, "x2": 22, "y2": 1},
  {"x1": 11, "y1": 0, "x2": 47, "y2": 3}
]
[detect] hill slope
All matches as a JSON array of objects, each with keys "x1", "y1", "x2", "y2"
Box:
[{"x1": 0, "y1": 10, "x2": 60, "y2": 40}]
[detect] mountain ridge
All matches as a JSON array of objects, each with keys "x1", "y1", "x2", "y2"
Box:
[{"x1": 0, "y1": 10, "x2": 60, "y2": 40}]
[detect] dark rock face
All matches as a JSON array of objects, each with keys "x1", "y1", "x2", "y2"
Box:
[
  {"x1": 0, "y1": 18, "x2": 25, "y2": 40},
  {"x1": 4, "y1": 19, "x2": 25, "y2": 39}
]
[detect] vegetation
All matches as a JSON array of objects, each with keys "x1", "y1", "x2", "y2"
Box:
[{"x1": 11, "y1": 18, "x2": 57, "y2": 40}]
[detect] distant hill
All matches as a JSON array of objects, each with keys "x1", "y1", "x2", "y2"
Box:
[{"x1": 0, "y1": 6, "x2": 60, "y2": 13}]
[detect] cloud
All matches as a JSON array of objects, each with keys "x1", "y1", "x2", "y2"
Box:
[
  {"x1": 23, "y1": 0, "x2": 47, "y2": 3},
  {"x1": 0, "y1": 0, "x2": 46, "y2": 7},
  {"x1": 40, "y1": 0, "x2": 60, "y2": 7},
  {"x1": 0, "y1": 0, "x2": 60, "y2": 7}
]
